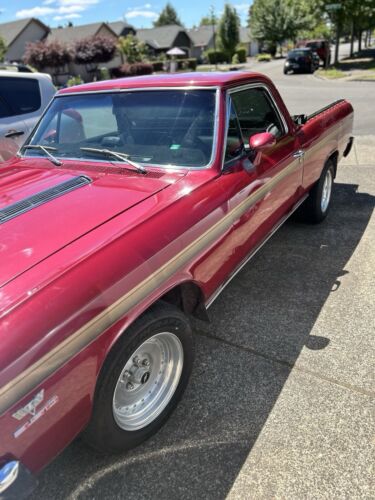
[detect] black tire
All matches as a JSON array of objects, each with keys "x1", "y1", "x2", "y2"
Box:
[
  {"x1": 299, "y1": 160, "x2": 335, "y2": 224},
  {"x1": 283, "y1": 68, "x2": 288, "y2": 74},
  {"x1": 82, "y1": 302, "x2": 194, "y2": 453}
]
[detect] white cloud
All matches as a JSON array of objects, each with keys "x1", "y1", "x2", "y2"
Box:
[
  {"x1": 16, "y1": 6, "x2": 55, "y2": 18},
  {"x1": 53, "y1": 13, "x2": 81, "y2": 20},
  {"x1": 16, "y1": 0, "x2": 99, "y2": 19},
  {"x1": 126, "y1": 9, "x2": 158, "y2": 19}
]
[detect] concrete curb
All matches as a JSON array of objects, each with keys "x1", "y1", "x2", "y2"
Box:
[{"x1": 340, "y1": 135, "x2": 375, "y2": 166}]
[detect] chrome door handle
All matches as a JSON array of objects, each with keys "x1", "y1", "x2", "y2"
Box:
[{"x1": 293, "y1": 149, "x2": 305, "y2": 159}]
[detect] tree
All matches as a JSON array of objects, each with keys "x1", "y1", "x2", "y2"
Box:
[
  {"x1": 153, "y1": 3, "x2": 182, "y2": 27},
  {"x1": 0, "y1": 36, "x2": 7, "y2": 62},
  {"x1": 249, "y1": 0, "x2": 314, "y2": 52},
  {"x1": 23, "y1": 40, "x2": 72, "y2": 71},
  {"x1": 74, "y1": 36, "x2": 117, "y2": 65},
  {"x1": 200, "y1": 13, "x2": 218, "y2": 26},
  {"x1": 118, "y1": 34, "x2": 148, "y2": 64},
  {"x1": 218, "y1": 4, "x2": 240, "y2": 61}
]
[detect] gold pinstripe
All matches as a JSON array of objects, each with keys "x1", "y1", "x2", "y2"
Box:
[{"x1": 0, "y1": 151, "x2": 316, "y2": 416}]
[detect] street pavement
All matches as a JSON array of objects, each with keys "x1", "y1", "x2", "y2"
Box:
[
  {"x1": 247, "y1": 57, "x2": 374, "y2": 136},
  {"x1": 32, "y1": 112, "x2": 375, "y2": 497}
]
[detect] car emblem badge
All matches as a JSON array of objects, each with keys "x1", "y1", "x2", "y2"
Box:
[{"x1": 12, "y1": 389, "x2": 59, "y2": 438}]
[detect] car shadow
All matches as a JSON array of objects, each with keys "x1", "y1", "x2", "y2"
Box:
[{"x1": 31, "y1": 181, "x2": 374, "y2": 500}]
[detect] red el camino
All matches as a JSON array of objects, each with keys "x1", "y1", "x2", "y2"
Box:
[{"x1": 0, "y1": 72, "x2": 353, "y2": 497}]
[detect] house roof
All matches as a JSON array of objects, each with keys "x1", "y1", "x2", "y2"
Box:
[
  {"x1": 0, "y1": 18, "x2": 49, "y2": 46},
  {"x1": 136, "y1": 25, "x2": 190, "y2": 49},
  {"x1": 108, "y1": 21, "x2": 135, "y2": 36},
  {"x1": 188, "y1": 25, "x2": 215, "y2": 47},
  {"x1": 47, "y1": 22, "x2": 117, "y2": 43}
]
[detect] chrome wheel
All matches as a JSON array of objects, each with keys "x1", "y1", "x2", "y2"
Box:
[
  {"x1": 321, "y1": 169, "x2": 332, "y2": 213},
  {"x1": 112, "y1": 332, "x2": 183, "y2": 431}
]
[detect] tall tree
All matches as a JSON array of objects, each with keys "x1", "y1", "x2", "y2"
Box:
[
  {"x1": 218, "y1": 4, "x2": 240, "y2": 61},
  {"x1": 249, "y1": 0, "x2": 313, "y2": 51},
  {"x1": 153, "y1": 3, "x2": 182, "y2": 27}
]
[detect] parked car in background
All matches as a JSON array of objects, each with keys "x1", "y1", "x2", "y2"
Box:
[
  {"x1": 0, "y1": 71, "x2": 55, "y2": 161},
  {"x1": 0, "y1": 63, "x2": 35, "y2": 73},
  {"x1": 297, "y1": 39, "x2": 331, "y2": 66},
  {"x1": 0, "y1": 71, "x2": 353, "y2": 498},
  {"x1": 284, "y1": 48, "x2": 319, "y2": 74}
]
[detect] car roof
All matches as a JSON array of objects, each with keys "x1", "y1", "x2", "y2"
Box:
[
  {"x1": 58, "y1": 71, "x2": 272, "y2": 95},
  {"x1": 0, "y1": 70, "x2": 52, "y2": 80}
]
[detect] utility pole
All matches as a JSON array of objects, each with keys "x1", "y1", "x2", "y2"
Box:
[{"x1": 210, "y1": 5, "x2": 218, "y2": 70}]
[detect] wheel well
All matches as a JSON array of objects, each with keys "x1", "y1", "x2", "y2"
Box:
[
  {"x1": 328, "y1": 151, "x2": 338, "y2": 178},
  {"x1": 157, "y1": 282, "x2": 209, "y2": 321}
]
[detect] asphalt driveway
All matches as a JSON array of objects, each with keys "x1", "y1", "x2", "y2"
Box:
[{"x1": 31, "y1": 151, "x2": 375, "y2": 499}]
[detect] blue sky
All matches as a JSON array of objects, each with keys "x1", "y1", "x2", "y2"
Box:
[{"x1": 0, "y1": 0, "x2": 252, "y2": 29}]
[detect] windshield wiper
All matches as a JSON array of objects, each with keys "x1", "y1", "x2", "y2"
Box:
[
  {"x1": 80, "y1": 147, "x2": 147, "y2": 174},
  {"x1": 21, "y1": 144, "x2": 62, "y2": 166}
]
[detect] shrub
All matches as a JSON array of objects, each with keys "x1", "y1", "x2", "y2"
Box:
[
  {"x1": 113, "y1": 62, "x2": 153, "y2": 77},
  {"x1": 205, "y1": 49, "x2": 227, "y2": 64},
  {"x1": 151, "y1": 60, "x2": 165, "y2": 71},
  {"x1": 176, "y1": 58, "x2": 197, "y2": 70},
  {"x1": 118, "y1": 34, "x2": 148, "y2": 64},
  {"x1": 235, "y1": 47, "x2": 247, "y2": 63},
  {"x1": 98, "y1": 67, "x2": 110, "y2": 80},
  {"x1": 74, "y1": 36, "x2": 117, "y2": 65},
  {"x1": 256, "y1": 53, "x2": 272, "y2": 62},
  {"x1": 23, "y1": 40, "x2": 72, "y2": 70},
  {"x1": 231, "y1": 53, "x2": 240, "y2": 64},
  {"x1": 66, "y1": 75, "x2": 83, "y2": 87}
]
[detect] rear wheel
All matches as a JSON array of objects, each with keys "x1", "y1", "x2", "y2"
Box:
[
  {"x1": 299, "y1": 160, "x2": 335, "y2": 223},
  {"x1": 82, "y1": 302, "x2": 194, "y2": 453}
]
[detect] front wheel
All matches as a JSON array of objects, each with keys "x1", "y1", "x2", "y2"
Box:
[
  {"x1": 82, "y1": 302, "x2": 194, "y2": 453},
  {"x1": 299, "y1": 160, "x2": 335, "y2": 223}
]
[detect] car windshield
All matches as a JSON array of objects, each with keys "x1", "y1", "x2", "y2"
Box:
[{"x1": 26, "y1": 89, "x2": 217, "y2": 168}]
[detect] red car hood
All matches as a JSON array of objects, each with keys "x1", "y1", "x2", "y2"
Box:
[{"x1": 0, "y1": 159, "x2": 184, "y2": 288}]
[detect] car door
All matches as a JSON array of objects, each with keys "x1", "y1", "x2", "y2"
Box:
[{"x1": 217, "y1": 84, "x2": 303, "y2": 272}]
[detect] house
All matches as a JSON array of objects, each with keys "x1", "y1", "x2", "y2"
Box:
[
  {"x1": 136, "y1": 25, "x2": 192, "y2": 57},
  {"x1": 47, "y1": 22, "x2": 122, "y2": 83},
  {"x1": 108, "y1": 21, "x2": 136, "y2": 38},
  {"x1": 239, "y1": 27, "x2": 259, "y2": 57},
  {"x1": 0, "y1": 18, "x2": 49, "y2": 62},
  {"x1": 188, "y1": 25, "x2": 216, "y2": 60},
  {"x1": 47, "y1": 21, "x2": 118, "y2": 44}
]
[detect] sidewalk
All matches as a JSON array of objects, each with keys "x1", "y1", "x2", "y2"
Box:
[{"x1": 340, "y1": 135, "x2": 375, "y2": 166}]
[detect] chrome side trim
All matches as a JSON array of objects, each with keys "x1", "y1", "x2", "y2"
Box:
[
  {"x1": 0, "y1": 156, "x2": 301, "y2": 417},
  {"x1": 205, "y1": 194, "x2": 308, "y2": 308}
]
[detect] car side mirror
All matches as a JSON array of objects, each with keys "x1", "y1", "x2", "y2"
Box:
[{"x1": 249, "y1": 132, "x2": 276, "y2": 152}]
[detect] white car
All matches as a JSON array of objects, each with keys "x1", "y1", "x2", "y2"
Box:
[{"x1": 0, "y1": 71, "x2": 56, "y2": 161}]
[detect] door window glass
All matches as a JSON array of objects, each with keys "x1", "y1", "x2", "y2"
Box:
[
  {"x1": 0, "y1": 77, "x2": 41, "y2": 116},
  {"x1": 231, "y1": 87, "x2": 284, "y2": 140}
]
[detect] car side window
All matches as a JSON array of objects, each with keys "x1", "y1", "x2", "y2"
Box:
[
  {"x1": 224, "y1": 101, "x2": 244, "y2": 163},
  {"x1": 0, "y1": 97, "x2": 12, "y2": 119},
  {"x1": 0, "y1": 78, "x2": 41, "y2": 116},
  {"x1": 231, "y1": 87, "x2": 284, "y2": 141}
]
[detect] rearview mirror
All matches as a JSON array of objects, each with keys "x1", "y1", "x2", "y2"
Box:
[{"x1": 249, "y1": 132, "x2": 276, "y2": 151}]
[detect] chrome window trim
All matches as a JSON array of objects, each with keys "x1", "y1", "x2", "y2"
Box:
[
  {"x1": 20, "y1": 87, "x2": 220, "y2": 171},
  {"x1": 227, "y1": 82, "x2": 289, "y2": 135},
  {"x1": 221, "y1": 82, "x2": 289, "y2": 171}
]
